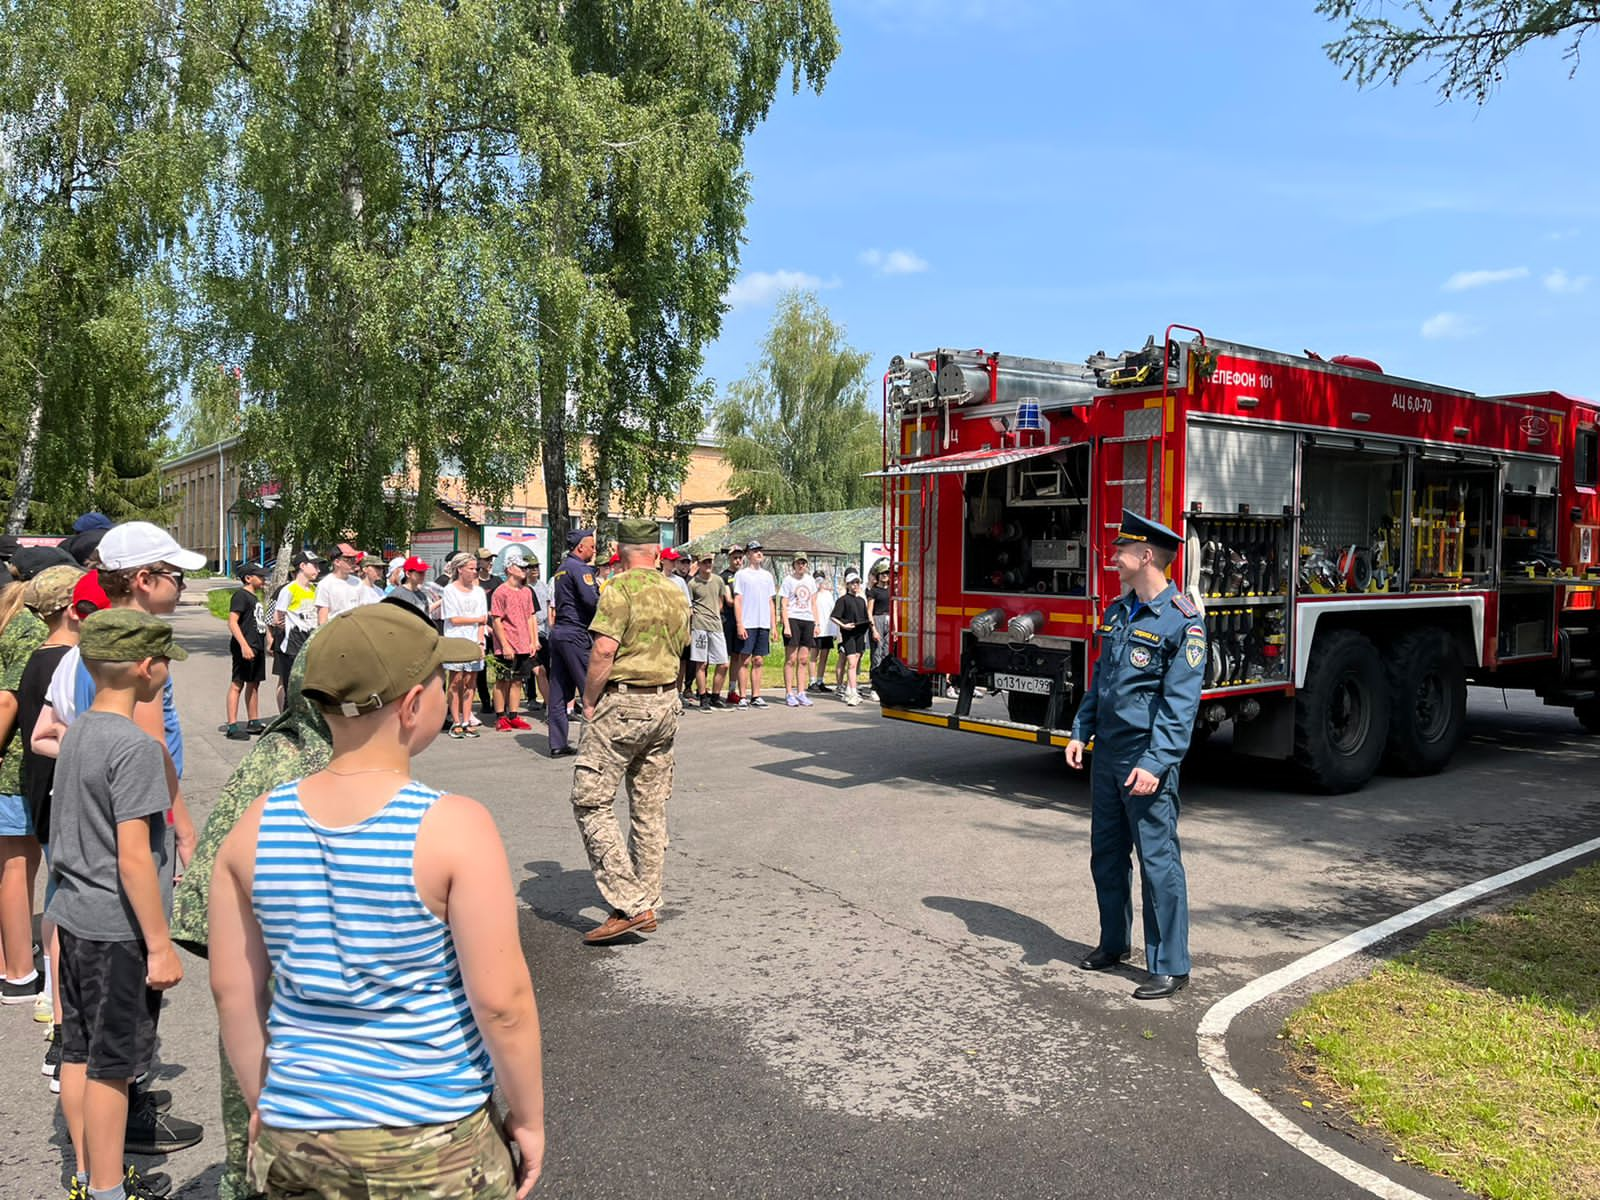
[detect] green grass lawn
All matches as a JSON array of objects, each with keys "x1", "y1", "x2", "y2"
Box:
[{"x1": 1285, "y1": 865, "x2": 1600, "y2": 1200}]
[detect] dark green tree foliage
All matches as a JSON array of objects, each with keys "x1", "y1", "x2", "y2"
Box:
[
  {"x1": 0, "y1": 0, "x2": 210, "y2": 532},
  {"x1": 201, "y1": 0, "x2": 838, "y2": 552},
  {"x1": 1319, "y1": 1, "x2": 1600, "y2": 102},
  {"x1": 714, "y1": 290, "x2": 881, "y2": 517}
]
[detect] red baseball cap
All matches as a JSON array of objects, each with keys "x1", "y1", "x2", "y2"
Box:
[
  {"x1": 606, "y1": 552, "x2": 620, "y2": 565},
  {"x1": 72, "y1": 570, "x2": 110, "y2": 613},
  {"x1": 659, "y1": 547, "x2": 681, "y2": 560},
  {"x1": 401, "y1": 556, "x2": 429, "y2": 573}
]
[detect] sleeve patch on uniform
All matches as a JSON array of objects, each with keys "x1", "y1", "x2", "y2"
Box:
[
  {"x1": 1187, "y1": 625, "x2": 1204, "y2": 638},
  {"x1": 583, "y1": 573, "x2": 594, "y2": 586},
  {"x1": 1185, "y1": 640, "x2": 1205, "y2": 669}
]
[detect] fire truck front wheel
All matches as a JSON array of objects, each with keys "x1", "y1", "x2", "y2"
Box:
[
  {"x1": 1293, "y1": 629, "x2": 1391, "y2": 794},
  {"x1": 1383, "y1": 629, "x2": 1468, "y2": 775}
]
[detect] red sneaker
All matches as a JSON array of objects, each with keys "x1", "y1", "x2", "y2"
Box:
[
  {"x1": 508, "y1": 716, "x2": 532, "y2": 730},
  {"x1": 728, "y1": 691, "x2": 742, "y2": 705},
  {"x1": 495, "y1": 717, "x2": 515, "y2": 732}
]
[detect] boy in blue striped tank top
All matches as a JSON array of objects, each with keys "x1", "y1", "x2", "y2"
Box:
[{"x1": 208, "y1": 604, "x2": 546, "y2": 1199}]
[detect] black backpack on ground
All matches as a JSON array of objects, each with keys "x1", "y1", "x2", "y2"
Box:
[{"x1": 870, "y1": 653, "x2": 934, "y2": 709}]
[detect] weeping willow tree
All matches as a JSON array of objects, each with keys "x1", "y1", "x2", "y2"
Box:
[{"x1": 714, "y1": 290, "x2": 881, "y2": 517}]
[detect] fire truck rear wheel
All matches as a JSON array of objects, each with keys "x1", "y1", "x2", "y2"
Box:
[
  {"x1": 1382, "y1": 629, "x2": 1467, "y2": 775},
  {"x1": 1293, "y1": 629, "x2": 1390, "y2": 794},
  {"x1": 1576, "y1": 698, "x2": 1600, "y2": 735}
]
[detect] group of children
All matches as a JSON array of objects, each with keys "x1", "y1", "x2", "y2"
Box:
[{"x1": 1, "y1": 524, "x2": 546, "y2": 1199}]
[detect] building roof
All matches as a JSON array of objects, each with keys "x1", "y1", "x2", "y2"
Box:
[{"x1": 684, "y1": 507, "x2": 883, "y2": 557}]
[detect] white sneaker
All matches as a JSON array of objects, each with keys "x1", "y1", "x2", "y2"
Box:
[
  {"x1": 467, "y1": 714, "x2": 483, "y2": 728},
  {"x1": 33, "y1": 992, "x2": 52, "y2": 1023},
  {"x1": 785, "y1": 693, "x2": 800, "y2": 707},
  {"x1": 797, "y1": 692, "x2": 814, "y2": 707},
  {"x1": 845, "y1": 689, "x2": 861, "y2": 707}
]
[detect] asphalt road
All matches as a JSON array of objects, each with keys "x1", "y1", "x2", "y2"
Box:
[{"x1": 3, "y1": 599, "x2": 1597, "y2": 1199}]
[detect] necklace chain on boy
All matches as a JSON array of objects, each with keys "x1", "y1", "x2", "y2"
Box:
[{"x1": 325, "y1": 766, "x2": 409, "y2": 777}]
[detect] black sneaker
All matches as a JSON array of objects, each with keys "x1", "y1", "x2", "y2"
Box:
[
  {"x1": 122, "y1": 1164, "x2": 172, "y2": 1198},
  {"x1": 246, "y1": 719, "x2": 268, "y2": 735},
  {"x1": 42, "y1": 1026, "x2": 60, "y2": 1077},
  {"x1": 708, "y1": 694, "x2": 728, "y2": 709},
  {"x1": 0, "y1": 974, "x2": 42, "y2": 1004},
  {"x1": 130, "y1": 1076, "x2": 172, "y2": 1113},
  {"x1": 698, "y1": 693, "x2": 711, "y2": 711},
  {"x1": 224, "y1": 723, "x2": 251, "y2": 741},
  {"x1": 124, "y1": 1095, "x2": 204, "y2": 1154}
]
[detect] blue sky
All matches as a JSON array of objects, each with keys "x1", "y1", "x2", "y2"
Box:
[{"x1": 700, "y1": 1, "x2": 1599, "y2": 402}]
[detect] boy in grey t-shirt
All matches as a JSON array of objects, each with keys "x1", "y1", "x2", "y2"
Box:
[{"x1": 48, "y1": 609, "x2": 189, "y2": 1199}]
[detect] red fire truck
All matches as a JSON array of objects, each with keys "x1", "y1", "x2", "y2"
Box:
[{"x1": 875, "y1": 328, "x2": 1600, "y2": 791}]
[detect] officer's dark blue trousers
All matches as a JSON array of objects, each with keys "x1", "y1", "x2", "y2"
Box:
[
  {"x1": 547, "y1": 629, "x2": 591, "y2": 752},
  {"x1": 1089, "y1": 758, "x2": 1190, "y2": 975}
]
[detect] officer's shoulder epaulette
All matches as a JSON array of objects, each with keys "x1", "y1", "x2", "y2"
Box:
[{"x1": 1172, "y1": 593, "x2": 1199, "y2": 617}]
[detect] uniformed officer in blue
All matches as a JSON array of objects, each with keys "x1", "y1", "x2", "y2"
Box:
[
  {"x1": 1065, "y1": 509, "x2": 1205, "y2": 999},
  {"x1": 547, "y1": 527, "x2": 599, "y2": 758}
]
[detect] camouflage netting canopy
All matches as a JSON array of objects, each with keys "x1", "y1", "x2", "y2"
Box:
[{"x1": 684, "y1": 507, "x2": 883, "y2": 579}]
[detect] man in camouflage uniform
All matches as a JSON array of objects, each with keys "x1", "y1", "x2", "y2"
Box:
[
  {"x1": 170, "y1": 635, "x2": 331, "y2": 1200},
  {"x1": 570, "y1": 518, "x2": 690, "y2": 945}
]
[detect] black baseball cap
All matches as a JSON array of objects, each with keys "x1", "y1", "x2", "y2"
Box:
[
  {"x1": 293, "y1": 550, "x2": 322, "y2": 566},
  {"x1": 238, "y1": 561, "x2": 266, "y2": 580}
]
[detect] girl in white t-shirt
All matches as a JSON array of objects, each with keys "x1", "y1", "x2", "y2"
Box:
[
  {"x1": 439, "y1": 558, "x2": 488, "y2": 737},
  {"x1": 810, "y1": 571, "x2": 837, "y2": 693}
]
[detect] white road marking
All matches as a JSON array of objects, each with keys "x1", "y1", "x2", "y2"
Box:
[{"x1": 1196, "y1": 835, "x2": 1600, "y2": 1200}]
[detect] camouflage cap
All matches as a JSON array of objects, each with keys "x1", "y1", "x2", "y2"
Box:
[
  {"x1": 616, "y1": 518, "x2": 660, "y2": 546},
  {"x1": 23, "y1": 564, "x2": 86, "y2": 616},
  {"x1": 80, "y1": 608, "x2": 190, "y2": 663},
  {"x1": 303, "y1": 602, "x2": 480, "y2": 716}
]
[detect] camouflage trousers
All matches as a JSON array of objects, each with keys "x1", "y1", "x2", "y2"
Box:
[
  {"x1": 250, "y1": 1102, "x2": 515, "y2": 1199},
  {"x1": 570, "y1": 689, "x2": 678, "y2": 915}
]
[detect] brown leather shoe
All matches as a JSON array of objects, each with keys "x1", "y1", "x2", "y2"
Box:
[{"x1": 582, "y1": 909, "x2": 658, "y2": 945}]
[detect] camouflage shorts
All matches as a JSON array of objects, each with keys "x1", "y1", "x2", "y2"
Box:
[{"x1": 250, "y1": 1102, "x2": 516, "y2": 1199}]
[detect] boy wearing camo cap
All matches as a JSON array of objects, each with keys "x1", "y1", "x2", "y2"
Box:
[
  {"x1": 209, "y1": 604, "x2": 545, "y2": 1198},
  {"x1": 49, "y1": 609, "x2": 189, "y2": 1200}
]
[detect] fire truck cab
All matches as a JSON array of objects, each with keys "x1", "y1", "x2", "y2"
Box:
[{"x1": 877, "y1": 328, "x2": 1600, "y2": 792}]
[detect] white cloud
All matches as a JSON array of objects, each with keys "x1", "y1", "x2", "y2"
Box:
[
  {"x1": 1421, "y1": 312, "x2": 1476, "y2": 340},
  {"x1": 1543, "y1": 268, "x2": 1592, "y2": 294},
  {"x1": 1442, "y1": 266, "x2": 1527, "y2": 292},
  {"x1": 859, "y1": 248, "x2": 930, "y2": 276},
  {"x1": 724, "y1": 269, "x2": 835, "y2": 308}
]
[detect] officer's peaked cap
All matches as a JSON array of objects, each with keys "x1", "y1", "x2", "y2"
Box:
[{"x1": 1113, "y1": 509, "x2": 1182, "y2": 553}]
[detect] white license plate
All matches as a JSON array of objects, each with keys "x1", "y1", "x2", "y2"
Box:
[{"x1": 992, "y1": 673, "x2": 1053, "y2": 695}]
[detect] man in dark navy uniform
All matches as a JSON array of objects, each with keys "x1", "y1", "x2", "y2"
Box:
[
  {"x1": 1065, "y1": 509, "x2": 1205, "y2": 1000},
  {"x1": 547, "y1": 527, "x2": 599, "y2": 758}
]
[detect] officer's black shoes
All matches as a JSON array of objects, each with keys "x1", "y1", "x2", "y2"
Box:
[
  {"x1": 1078, "y1": 946, "x2": 1132, "y2": 972},
  {"x1": 1132, "y1": 973, "x2": 1189, "y2": 1000},
  {"x1": 550, "y1": 746, "x2": 577, "y2": 758}
]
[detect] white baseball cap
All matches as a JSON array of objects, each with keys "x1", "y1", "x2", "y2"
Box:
[
  {"x1": 387, "y1": 555, "x2": 407, "y2": 577},
  {"x1": 98, "y1": 522, "x2": 207, "y2": 571}
]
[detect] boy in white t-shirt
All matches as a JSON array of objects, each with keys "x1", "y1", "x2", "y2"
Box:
[
  {"x1": 731, "y1": 542, "x2": 777, "y2": 710},
  {"x1": 314, "y1": 544, "x2": 366, "y2": 624}
]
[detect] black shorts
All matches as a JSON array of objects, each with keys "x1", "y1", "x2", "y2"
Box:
[
  {"x1": 815, "y1": 635, "x2": 835, "y2": 650},
  {"x1": 784, "y1": 619, "x2": 816, "y2": 649},
  {"x1": 533, "y1": 640, "x2": 549, "y2": 669},
  {"x1": 494, "y1": 652, "x2": 532, "y2": 682},
  {"x1": 231, "y1": 643, "x2": 267, "y2": 684},
  {"x1": 58, "y1": 929, "x2": 162, "y2": 1081},
  {"x1": 840, "y1": 631, "x2": 868, "y2": 657}
]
